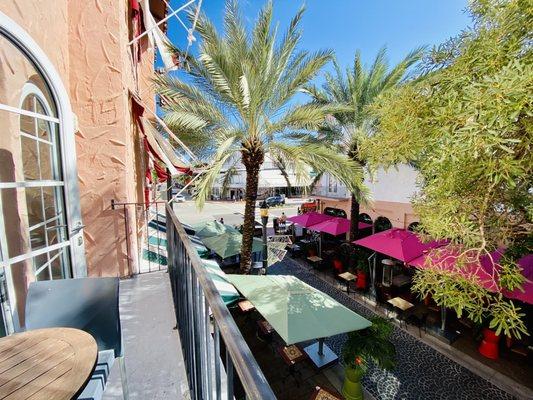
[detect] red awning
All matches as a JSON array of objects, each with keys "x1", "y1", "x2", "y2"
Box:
[{"x1": 132, "y1": 97, "x2": 189, "y2": 175}]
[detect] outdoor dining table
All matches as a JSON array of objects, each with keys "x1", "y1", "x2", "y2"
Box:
[
  {"x1": 307, "y1": 255, "x2": 323, "y2": 269},
  {"x1": 387, "y1": 297, "x2": 414, "y2": 327},
  {"x1": 337, "y1": 272, "x2": 356, "y2": 294},
  {"x1": 0, "y1": 327, "x2": 97, "y2": 400}
]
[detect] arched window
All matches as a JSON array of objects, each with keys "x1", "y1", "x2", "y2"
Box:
[
  {"x1": 407, "y1": 222, "x2": 420, "y2": 232},
  {"x1": 0, "y1": 12, "x2": 85, "y2": 333},
  {"x1": 358, "y1": 213, "x2": 372, "y2": 224},
  {"x1": 374, "y1": 216, "x2": 392, "y2": 233},
  {"x1": 323, "y1": 207, "x2": 347, "y2": 218},
  {"x1": 18, "y1": 83, "x2": 70, "y2": 282}
]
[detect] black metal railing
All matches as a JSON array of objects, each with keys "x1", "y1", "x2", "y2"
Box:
[{"x1": 166, "y1": 203, "x2": 276, "y2": 400}]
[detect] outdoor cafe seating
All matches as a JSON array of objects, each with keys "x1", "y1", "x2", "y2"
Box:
[{"x1": 24, "y1": 277, "x2": 128, "y2": 400}]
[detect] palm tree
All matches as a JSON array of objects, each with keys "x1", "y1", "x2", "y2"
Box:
[
  {"x1": 303, "y1": 47, "x2": 424, "y2": 241},
  {"x1": 157, "y1": 1, "x2": 364, "y2": 273}
]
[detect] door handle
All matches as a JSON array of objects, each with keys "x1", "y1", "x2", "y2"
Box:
[{"x1": 70, "y1": 224, "x2": 85, "y2": 235}]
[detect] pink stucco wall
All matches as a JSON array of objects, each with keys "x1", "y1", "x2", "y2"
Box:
[{"x1": 1, "y1": 0, "x2": 158, "y2": 284}]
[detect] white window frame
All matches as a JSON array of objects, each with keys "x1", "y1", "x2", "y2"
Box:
[{"x1": 0, "y1": 11, "x2": 87, "y2": 332}]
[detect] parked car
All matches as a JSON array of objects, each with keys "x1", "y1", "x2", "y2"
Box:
[
  {"x1": 265, "y1": 195, "x2": 285, "y2": 207},
  {"x1": 174, "y1": 194, "x2": 186, "y2": 203}
]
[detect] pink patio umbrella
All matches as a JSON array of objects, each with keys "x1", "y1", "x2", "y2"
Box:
[
  {"x1": 353, "y1": 228, "x2": 446, "y2": 302},
  {"x1": 353, "y1": 228, "x2": 445, "y2": 263},
  {"x1": 410, "y1": 249, "x2": 533, "y2": 305},
  {"x1": 308, "y1": 217, "x2": 372, "y2": 236},
  {"x1": 287, "y1": 212, "x2": 333, "y2": 227}
]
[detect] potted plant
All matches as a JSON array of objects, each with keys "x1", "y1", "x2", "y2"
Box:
[
  {"x1": 342, "y1": 317, "x2": 396, "y2": 400},
  {"x1": 355, "y1": 257, "x2": 369, "y2": 290}
]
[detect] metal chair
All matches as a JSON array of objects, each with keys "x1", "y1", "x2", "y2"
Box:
[{"x1": 25, "y1": 277, "x2": 128, "y2": 400}]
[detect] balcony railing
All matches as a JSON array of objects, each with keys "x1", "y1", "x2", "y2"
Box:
[{"x1": 166, "y1": 203, "x2": 276, "y2": 400}]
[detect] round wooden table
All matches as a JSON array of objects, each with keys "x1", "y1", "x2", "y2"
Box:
[{"x1": 0, "y1": 327, "x2": 97, "y2": 400}]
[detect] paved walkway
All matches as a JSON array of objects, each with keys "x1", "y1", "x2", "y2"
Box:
[
  {"x1": 103, "y1": 271, "x2": 189, "y2": 400},
  {"x1": 271, "y1": 258, "x2": 515, "y2": 400}
]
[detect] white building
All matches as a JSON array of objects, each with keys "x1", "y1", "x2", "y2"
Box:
[
  {"x1": 211, "y1": 153, "x2": 312, "y2": 200},
  {"x1": 313, "y1": 164, "x2": 421, "y2": 229}
]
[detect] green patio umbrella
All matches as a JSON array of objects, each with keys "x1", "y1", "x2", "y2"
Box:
[
  {"x1": 202, "y1": 259, "x2": 240, "y2": 306},
  {"x1": 193, "y1": 220, "x2": 238, "y2": 239},
  {"x1": 202, "y1": 232, "x2": 282, "y2": 264},
  {"x1": 226, "y1": 274, "x2": 371, "y2": 368},
  {"x1": 226, "y1": 275, "x2": 371, "y2": 345},
  {"x1": 202, "y1": 232, "x2": 244, "y2": 258}
]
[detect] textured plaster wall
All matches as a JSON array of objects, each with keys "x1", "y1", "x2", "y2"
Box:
[
  {"x1": 317, "y1": 197, "x2": 418, "y2": 230},
  {"x1": 68, "y1": 0, "x2": 155, "y2": 277}
]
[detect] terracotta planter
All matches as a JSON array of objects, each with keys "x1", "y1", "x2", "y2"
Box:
[
  {"x1": 333, "y1": 259, "x2": 343, "y2": 273},
  {"x1": 342, "y1": 367, "x2": 364, "y2": 400},
  {"x1": 356, "y1": 270, "x2": 367, "y2": 290},
  {"x1": 478, "y1": 327, "x2": 500, "y2": 360}
]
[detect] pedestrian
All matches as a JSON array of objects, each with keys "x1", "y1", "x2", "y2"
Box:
[
  {"x1": 219, "y1": 217, "x2": 224, "y2": 224},
  {"x1": 279, "y1": 212, "x2": 287, "y2": 226}
]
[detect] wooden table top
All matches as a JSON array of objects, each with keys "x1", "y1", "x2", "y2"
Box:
[
  {"x1": 388, "y1": 297, "x2": 414, "y2": 311},
  {"x1": 337, "y1": 272, "x2": 356, "y2": 281},
  {"x1": 237, "y1": 300, "x2": 255, "y2": 313},
  {"x1": 0, "y1": 327, "x2": 97, "y2": 400},
  {"x1": 278, "y1": 345, "x2": 306, "y2": 366}
]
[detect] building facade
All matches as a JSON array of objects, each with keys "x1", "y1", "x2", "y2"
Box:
[
  {"x1": 0, "y1": 0, "x2": 171, "y2": 332},
  {"x1": 211, "y1": 153, "x2": 311, "y2": 200},
  {"x1": 313, "y1": 164, "x2": 420, "y2": 230}
]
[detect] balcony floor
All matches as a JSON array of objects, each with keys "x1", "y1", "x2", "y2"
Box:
[{"x1": 103, "y1": 271, "x2": 189, "y2": 399}]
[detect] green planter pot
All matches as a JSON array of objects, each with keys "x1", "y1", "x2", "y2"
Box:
[{"x1": 342, "y1": 367, "x2": 364, "y2": 400}]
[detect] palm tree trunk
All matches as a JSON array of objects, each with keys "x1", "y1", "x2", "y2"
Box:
[
  {"x1": 240, "y1": 165, "x2": 260, "y2": 273},
  {"x1": 279, "y1": 167, "x2": 292, "y2": 197},
  {"x1": 240, "y1": 141, "x2": 264, "y2": 273},
  {"x1": 349, "y1": 193, "x2": 360, "y2": 242}
]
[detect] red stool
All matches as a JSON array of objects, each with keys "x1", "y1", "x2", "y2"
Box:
[{"x1": 478, "y1": 328, "x2": 500, "y2": 360}]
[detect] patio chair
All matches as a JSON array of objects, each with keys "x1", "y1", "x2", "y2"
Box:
[
  {"x1": 309, "y1": 385, "x2": 343, "y2": 400},
  {"x1": 25, "y1": 277, "x2": 128, "y2": 400}
]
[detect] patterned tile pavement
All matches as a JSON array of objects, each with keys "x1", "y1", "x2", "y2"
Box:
[{"x1": 269, "y1": 258, "x2": 516, "y2": 400}]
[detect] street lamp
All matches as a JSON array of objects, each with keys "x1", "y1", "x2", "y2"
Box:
[{"x1": 259, "y1": 201, "x2": 269, "y2": 274}]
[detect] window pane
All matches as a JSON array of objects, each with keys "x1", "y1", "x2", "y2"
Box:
[
  {"x1": 20, "y1": 96, "x2": 36, "y2": 135},
  {"x1": 50, "y1": 250, "x2": 67, "y2": 280},
  {"x1": 39, "y1": 142, "x2": 52, "y2": 180},
  {"x1": 36, "y1": 113, "x2": 52, "y2": 141},
  {"x1": 43, "y1": 186, "x2": 59, "y2": 220},
  {"x1": 29, "y1": 225, "x2": 46, "y2": 251},
  {"x1": 20, "y1": 136, "x2": 39, "y2": 181},
  {"x1": 25, "y1": 187, "x2": 43, "y2": 226}
]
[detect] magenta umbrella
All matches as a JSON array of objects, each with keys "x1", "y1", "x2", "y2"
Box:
[
  {"x1": 353, "y1": 228, "x2": 445, "y2": 263},
  {"x1": 410, "y1": 249, "x2": 533, "y2": 305},
  {"x1": 287, "y1": 212, "x2": 333, "y2": 227},
  {"x1": 308, "y1": 217, "x2": 372, "y2": 236}
]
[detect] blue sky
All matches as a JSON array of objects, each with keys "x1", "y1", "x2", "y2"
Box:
[{"x1": 165, "y1": 0, "x2": 471, "y2": 74}]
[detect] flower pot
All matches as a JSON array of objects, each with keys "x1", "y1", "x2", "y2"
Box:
[
  {"x1": 333, "y1": 259, "x2": 343, "y2": 273},
  {"x1": 356, "y1": 270, "x2": 367, "y2": 290},
  {"x1": 342, "y1": 367, "x2": 364, "y2": 400},
  {"x1": 478, "y1": 327, "x2": 500, "y2": 360}
]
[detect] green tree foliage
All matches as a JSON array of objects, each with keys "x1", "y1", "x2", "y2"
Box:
[
  {"x1": 362, "y1": 0, "x2": 532, "y2": 338},
  {"x1": 156, "y1": 1, "x2": 364, "y2": 272}
]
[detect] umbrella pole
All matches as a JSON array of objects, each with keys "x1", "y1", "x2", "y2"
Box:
[
  {"x1": 440, "y1": 307, "x2": 447, "y2": 331},
  {"x1": 368, "y1": 253, "x2": 377, "y2": 298}
]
